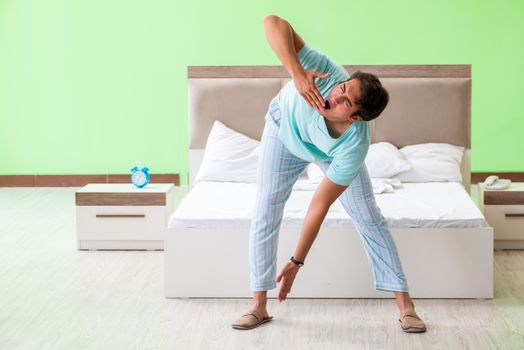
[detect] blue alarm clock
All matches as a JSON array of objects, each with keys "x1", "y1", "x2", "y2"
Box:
[{"x1": 130, "y1": 164, "x2": 150, "y2": 188}]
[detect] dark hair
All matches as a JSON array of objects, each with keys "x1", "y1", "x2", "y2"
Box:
[{"x1": 347, "y1": 71, "x2": 389, "y2": 121}]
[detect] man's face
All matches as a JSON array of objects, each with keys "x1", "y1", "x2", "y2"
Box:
[{"x1": 321, "y1": 78, "x2": 362, "y2": 123}]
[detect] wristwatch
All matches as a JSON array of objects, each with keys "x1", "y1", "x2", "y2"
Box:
[{"x1": 290, "y1": 256, "x2": 304, "y2": 267}]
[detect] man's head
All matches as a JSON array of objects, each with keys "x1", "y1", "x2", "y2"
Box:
[{"x1": 322, "y1": 71, "x2": 389, "y2": 123}]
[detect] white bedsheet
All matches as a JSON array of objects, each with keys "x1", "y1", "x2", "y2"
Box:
[{"x1": 169, "y1": 181, "x2": 488, "y2": 229}]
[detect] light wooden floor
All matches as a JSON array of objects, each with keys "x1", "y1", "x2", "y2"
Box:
[{"x1": 1, "y1": 187, "x2": 523, "y2": 350}]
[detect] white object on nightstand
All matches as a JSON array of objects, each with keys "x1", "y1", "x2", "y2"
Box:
[
  {"x1": 479, "y1": 182, "x2": 524, "y2": 250},
  {"x1": 483, "y1": 175, "x2": 511, "y2": 190},
  {"x1": 75, "y1": 183, "x2": 188, "y2": 250}
]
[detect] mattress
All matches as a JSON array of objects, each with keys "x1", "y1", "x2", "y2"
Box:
[{"x1": 168, "y1": 181, "x2": 489, "y2": 229}]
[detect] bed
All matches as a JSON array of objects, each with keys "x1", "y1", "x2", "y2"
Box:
[{"x1": 164, "y1": 65, "x2": 493, "y2": 299}]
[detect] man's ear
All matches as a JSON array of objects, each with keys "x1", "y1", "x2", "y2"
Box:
[{"x1": 350, "y1": 115, "x2": 363, "y2": 122}]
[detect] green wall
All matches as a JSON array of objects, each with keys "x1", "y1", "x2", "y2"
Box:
[{"x1": 1, "y1": 0, "x2": 523, "y2": 185}]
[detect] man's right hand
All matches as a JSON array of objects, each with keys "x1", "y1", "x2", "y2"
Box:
[{"x1": 293, "y1": 69, "x2": 329, "y2": 112}]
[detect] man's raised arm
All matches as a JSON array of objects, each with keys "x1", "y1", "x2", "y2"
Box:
[
  {"x1": 263, "y1": 15, "x2": 327, "y2": 111},
  {"x1": 263, "y1": 15, "x2": 305, "y2": 79}
]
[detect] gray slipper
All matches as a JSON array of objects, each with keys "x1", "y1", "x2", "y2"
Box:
[{"x1": 232, "y1": 309, "x2": 273, "y2": 330}]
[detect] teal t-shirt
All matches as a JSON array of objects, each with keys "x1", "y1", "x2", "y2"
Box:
[{"x1": 277, "y1": 43, "x2": 370, "y2": 186}]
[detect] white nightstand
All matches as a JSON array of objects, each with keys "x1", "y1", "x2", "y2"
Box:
[
  {"x1": 75, "y1": 183, "x2": 188, "y2": 250},
  {"x1": 479, "y1": 182, "x2": 524, "y2": 250}
]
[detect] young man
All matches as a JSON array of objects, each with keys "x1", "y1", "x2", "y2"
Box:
[{"x1": 232, "y1": 15, "x2": 427, "y2": 333}]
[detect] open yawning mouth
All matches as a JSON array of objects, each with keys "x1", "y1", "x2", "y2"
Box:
[{"x1": 324, "y1": 99, "x2": 331, "y2": 109}]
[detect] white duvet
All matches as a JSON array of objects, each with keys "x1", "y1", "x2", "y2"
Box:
[{"x1": 169, "y1": 181, "x2": 488, "y2": 229}]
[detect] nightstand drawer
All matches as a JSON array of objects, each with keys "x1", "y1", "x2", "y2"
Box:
[
  {"x1": 76, "y1": 205, "x2": 167, "y2": 240},
  {"x1": 484, "y1": 204, "x2": 524, "y2": 240}
]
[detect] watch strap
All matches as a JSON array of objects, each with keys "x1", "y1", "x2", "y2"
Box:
[{"x1": 290, "y1": 256, "x2": 304, "y2": 267}]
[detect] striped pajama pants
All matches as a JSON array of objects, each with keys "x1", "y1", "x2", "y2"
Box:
[{"x1": 249, "y1": 96, "x2": 409, "y2": 293}]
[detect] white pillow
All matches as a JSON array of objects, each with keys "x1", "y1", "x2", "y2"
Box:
[
  {"x1": 194, "y1": 120, "x2": 259, "y2": 183},
  {"x1": 396, "y1": 143, "x2": 464, "y2": 183},
  {"x1": 364, "y1": 142, "x2": 411, "y2": 178}
]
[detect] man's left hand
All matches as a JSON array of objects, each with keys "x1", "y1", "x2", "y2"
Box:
[{"x1": 276, "y1": 261, "x2": 300, "y2": 302}]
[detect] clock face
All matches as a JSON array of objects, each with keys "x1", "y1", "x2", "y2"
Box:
[{"x1": 131, "y1": 171, "x2": 147, "y2": 186}]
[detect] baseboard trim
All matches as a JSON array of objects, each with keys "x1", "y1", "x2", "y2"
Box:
[
  {"x1": 0, "y1": 174, "x2": 179, "y2": 187},
  {"x1": 0, "y1": 172, "x2": 521, "y2": 187},
  {"x1": 471, "y1": 172, "x2": 524, "y2": 183}
]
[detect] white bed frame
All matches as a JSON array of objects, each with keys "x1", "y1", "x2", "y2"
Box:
[{"x1": 165, "y1": 65, "x2": 493, "y2": 299}]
